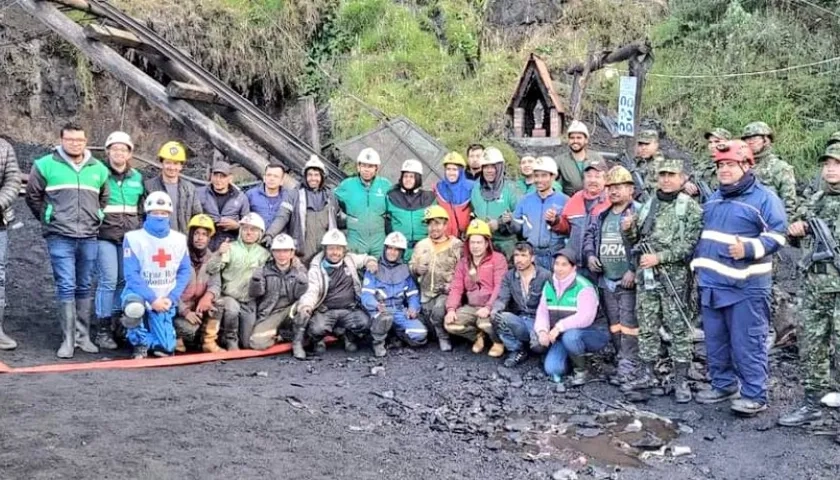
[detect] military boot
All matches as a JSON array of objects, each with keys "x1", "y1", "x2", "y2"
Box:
[
  {"x1": 95, "y1": 316, "x2": 118, "y2": 350},
  {"x1": 569, "y1": 355, "x2": 589, "y2": 387},
  {"x1": 221, "y1": 329, "x2": 239, "y2": 351},
  {"x1": 0, "y1": 305, "x2": 18, "y2": 350},
  {"x1": 778, "y1": 393, "x2": 823, "y2": 427},
  {"x1": 56, "y1": 300, "x2": 76, "y2": 359},
  {"x1": 74, "y1": 298, "x2": 99, "y2": 354},
  {"x1": 673, "y1": 362, "x2": 693, "y2": 404},
  {"x1": 434, "y1": 324, "x2": 452, "y2": 352},
  {"x1": 202, "y1": 318, "x2": 224, "y2": 353},
  {"x1": 621, "y1": 363, "x2": 656, "y2": 392},
  {"x1": 292, "y1": 326, "x2": 306, "y2": 360}
]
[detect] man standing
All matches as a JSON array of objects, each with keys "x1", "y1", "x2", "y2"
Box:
[
  {"x1": 433, "y1": 152, "x2": 474, "y2": 238},
  {"x1": 335, "y1": 148, "x2": 392, "y2": 257},
  {"x1": 0, "y1": 137, "x2": 22, "y2": 350},
  {"x1": 691, "y1": 140, "x2": 786, "y2": 416},
  {"x1": 555, "y1": 120, "x2": 605, "y2": 197},
  {"x1": 95, "y1": 131, "x2": 144, "y2": 350},
  {"x1": 385, "y1": 159, "x2": 436, "y2": 260},
  {"x1": 465, "y1": 143, "x2": 485, "y2": 181},
  {"x1": 470, "y1": 147, "x2": 520, "y2": 259},
  {"x1": 143, "y1": 141, "x2": 202, "y2": 234},
  {"x1": 409, "y1": 206, "x2": 463, "y2": 351},
  {"x1": 582, "y1": 166, "x2": 640, "y2": 387},
  {"x1": 620, "y1": 159, "x2": 703, "y2": 403},
  {"x1": 206, "y1": 213, "x2": 270, "y2": 350},
  {"x1": 511, "y1": 156, "x2": 569, "y2": 269},
  {"x1": 249, "y1": 234, "x2": 308, "y2": 357},
  {"x1": 684, "y1": 128, "x2": 731, "y2": 199},
  {"x1": 266, "y1": 156, "x2": 337, "y2": 265},
  {"x1": 492, "y1": 242, "x2": 552, "y2": 367},
  {"x1": 634, "y1": 129, "x2": 665, "y2": 195},
  {"x1": 246, "y1": 164, "x2": 287, "y2": 228},
  {"x1": 198, "y1": 161, "x2": 250, "y2": 250},
  {"x1": 297, "y1": 230, "x2": 379, "y2": 356},
  {"x1": 26, "y1": 123, "x2": 110, "y2": 358},
  {"x1": 121, "y1": 192, "x2": 191, "y2": 358}
]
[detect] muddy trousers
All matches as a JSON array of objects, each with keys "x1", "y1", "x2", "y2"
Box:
[
  {"x1": 420, "y1": 296, "x2": 448, "y2": 341},
  {"x1": 173, "y1": 312, "x2": 214, "y2": 348},
  {"x1": 308, "y1": 307, "x2": 377, "y2": 343},
  {"x1": 443, "y1": 305, "x2": 498, "y2": 342},
  {"x1": 494, "y1": 313, "x2": 541, "y2": 353},
  {"x1": 216, "y1": 297, "x2": 256, "y2": 349},
  {"x1": 121, "y1": 293, "x2": 176, "y2": 352},
  {"x1": 378, "y1": 309, "x2": 427, "y2": 346},
  {"x1": 249, "y1": 306, "x2": 299, "y2": 350},
  {"x1": 798, "y1": 278, "x2": 840, "y2": 395},
  {"x1": 544, "y1": 327, "x2": 610, "y2": 377},
  {"x1": 702, "y1": 291, "x2": 770, "y2": 404},
  {"x1": 601, "y1": 284, "x2": 639, "y2": 376}
]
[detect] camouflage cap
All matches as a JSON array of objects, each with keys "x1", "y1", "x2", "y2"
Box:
[
  {"x1": 741, "y1": 121, "x2": 774, "y2": 140},
  {"x1": 704, "y1": 128, "x2": 732, "y2": 141},
  {"x1": 657, "y1": 158, "x2": 684, "y2": 174},
  {"x1": 827, "y1": 131, "x2": 840, "y2": 147},
  {"x1": 820, "y1": 144, "x2": 840, "y2": 162},
  {"x1": 583, "y1": 159, "x2": 608, "y2": 172},
  {"x1": 637, "y1": 129, "x2": 659, "y2": 144}
]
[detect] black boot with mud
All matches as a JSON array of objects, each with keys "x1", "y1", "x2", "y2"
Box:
[
  {"x1": 673, "y1": 362, "x2": 692, "y2": 404},
  {"x1": 778, "y1": 393, "x2": 823, "y2": 427},
  {"x1": 56, "y1": 300, "x2": 76, "y2": 359},
  {"x1": 503, "y1": 350, "x2": 527, "y2": 368},
  {"x1": 569, "y1": 355, "x2": 589, "y2": 387},
  {"x1": 132, "y1": 344, "x2": 148, "y2": 359},
  {"x1": 433, "y1": 324, "x2": 452, "y2": 352},
  {"x1": 95, "y1": 316, "x2": 118, "y2": 350},
  {"x1": 621, "y1": 363, "x2": 656, "y2": 392}
]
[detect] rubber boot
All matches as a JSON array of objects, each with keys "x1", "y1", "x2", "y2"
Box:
[
  {"x1": 292, "y1": 326, "x2": 306, "y2": 360},
  {"x1": 74, "y1": 298, "x2": 99, "y2": 354},
  {"x1": 434, "y1": 324, "x2": 452, "y2": 352},
  {"x1": 95, "y1": 316, "x2": 118, "y2": 350},
  {"x1": 471, "y1": 331, "x2": 486, "y2": 354},
  {"x1": 674, "y1": 362, "x2": 693, "y2": 404},
  {"x1": 112, "y1": 312, "x2": 127, "y2": 345},
  {"x1": 202, "y1": 318, "x2": 224, "y2": 353},
  {"x1": 56, "y1": 300, "x2": 76, "y2": 359},
  {"x1": 222, "y1": 328, "x2": 239, "y2": 351},
  {"x1": 621, "y1": 362, "x2": 656, "y2": 392},
  {"x1": 372, "y1": 340, "x2": 387, "y2": 358},
  {"x1": 345, "y1": 335, "x2": 359, "y2": 353},
  {"x1": 132, "y1": 344, "x2": 148, "y2": 359},
  {"x1": 569, "y1": 355, "x2": 589, "y2": 387},
  {"x1": 0, "y1": 306, "x2": 18, "y2": 350},
  {"x1": 778, "y1": 393, "x2": 823, "y2": 427},
  {"x1": 175, "y1": 338, "x2": 186, "y2": 353}
]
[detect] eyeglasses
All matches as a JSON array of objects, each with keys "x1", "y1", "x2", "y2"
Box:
[{"x1": 62, "y1": 138, "x2": 86, "y2": 144}]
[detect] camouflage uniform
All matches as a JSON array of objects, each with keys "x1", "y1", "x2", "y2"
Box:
[
  {"x1": 624, "y1": 162, "x2": 703, "y2": 364},
  {"x1": 634, "y1": 129, "x2": 665, "y2": 195},
  {"x1": 693, "y1": 128, "x2": 732, "y2": 193},
  {"x1": 802, "y1": 131, "x2": 840, "y2": 199}
]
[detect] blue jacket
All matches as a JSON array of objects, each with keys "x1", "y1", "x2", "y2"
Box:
[
  {"x1": 361, "y1": 259, "x2": 421, "y2": 315},
  {"x1": 690, "y1": 179, "x2": 786, "y2": 299},
  {"x1": 246, "y1": 183, "x2": 286, "y2": 227},
  {"x1": 511, "y1": 190, "x2": 570, "y2": 251}
]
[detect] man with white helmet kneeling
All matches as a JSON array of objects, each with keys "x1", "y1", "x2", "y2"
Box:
[
  {"x1": 298, "y1": 229, "x2": 380, "y2": 356},
  {"x1": 361, "y1": 232, "x2": 424, "y2": 355},
  {"x1": 121, "y1": 192, "x2": 191, "y2": 358}
]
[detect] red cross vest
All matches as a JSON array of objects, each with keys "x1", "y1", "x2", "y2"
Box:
[{"x1": 123, "y1": 229, "x2": 188, "y2": 299}]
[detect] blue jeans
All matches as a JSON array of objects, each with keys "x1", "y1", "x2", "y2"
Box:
[
  {"x1": 95, "y1": 240, "x2": 124, "y2": 318},
  {"x1": 46, "y1": 235, "x2": 98, "y2": 301},
  {"x1": 121, "y1": 292, "x2": 177, "y2": 352},
  {"x1": 494, "y1": 312, "x2": 539, "y2": 352},
  {"x1": 544, "y1": 327, "x2": 610, "y2": 377},
  {"x1": 0, "y1": 230, "x2": 7, "y2": 308}
]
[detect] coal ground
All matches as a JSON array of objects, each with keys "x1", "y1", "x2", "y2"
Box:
[{"x1": 1, "y1": 143, "x2": 839, "y2": 480}]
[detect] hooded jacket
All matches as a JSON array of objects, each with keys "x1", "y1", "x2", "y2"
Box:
[
  {"x1": 98, "y1": 164, "x2": 144, "y2": 244},
  {"x1": 26, "y1": 147, "x2": 110, "y2": 238},
  {"x1": 206, "y1": 237, "x2": 270, "y2": 303},
  {"x1": 469, "y1": 163, "x2": 519, "y2": 243},
  {"x1": 386, "y1": 176, "x2": 436, "y2": 259},
  {"x1": 433, "y1": 167, "x2": 473, "y2": 237},
  {"x1": 298, "y1": 252, "x2": 375, "y2": 311},
  {"x1": 178, "y1": 238, "x2": 215, "y2": 316},
  {"x1": 360, "y1": 254, "x2": 421, "y2": 316},
  {"x1": 250, "y1": 257, "x2": 308, "y2": 321},
  {"x1": 445, "y1": 239, "x2": 507, "y2": 311}
]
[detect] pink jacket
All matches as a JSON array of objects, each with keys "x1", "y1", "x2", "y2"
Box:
[
  {"x1": 445, "y1": 243, "x2": 507, "y2": 312},
  {"x1": 534, "y1": 271, "x2": 598, "y2": 334}
]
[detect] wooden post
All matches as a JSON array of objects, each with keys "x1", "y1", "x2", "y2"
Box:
[
  {"x1": 624, "y1": 53, "x2": 651, "y2": 159},
  {"x1": 17, "y1": 0, "x2": 270, "y2": 177},
  {"x1": 568, "y1": 42, "x2": 595, "y2": 123},
  {"x1": 298, "y1": 95, "x2": 321, "y2": 152}
]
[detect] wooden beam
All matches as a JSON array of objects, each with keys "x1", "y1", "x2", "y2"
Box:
[
  {"x1": 298, "y1": 95, "x2": 321, "y2": 152},
  {"x1": 18, "y1": 0, "x2": 270, "y2": 178},
  {"x1": 84, "y1": 24, "x2": 150, "y2": 51},
  {"x1": 166, "y1": 81, "x2": 226, "y2": 105},
  {"x1": 49, "y1": 0, "x2": 106, "y2": 16}
]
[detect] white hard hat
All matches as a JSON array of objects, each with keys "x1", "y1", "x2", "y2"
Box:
[
  {"x1": 533, "y1": 156, "x2": 558, "y2": 175},
  {"x1": 271, "y1": 234, "x2": 296, "y2": 250},
  {"x1": 383, "y1": 231, "x2": 408, "y2": 250},
  {"x1": 105, "y1": 131, "x2": 134, "y2": 150},
  {"x1": 144, "y1": 191, "x2": 173, "y2": 214},
  {"x1": 357, "y1": 147, "x2": 381, "y2": 166},
  {"x1": 239, "y1": 212, "x2": 266, "y2": 232},
  {"x1": 304, "y1": 155, "x2": 326, "y2": 175},
  {"x1": 401, "y1": 159, "x2": 423, "y2": 175},
  {"x1": 567, "y1": 120, "x2": 590, "y2": 138},
  {"x1": 481, "y1": 147, "x2": 505, "y2": 166},
  {"x1": 321, "y1": 229, "x2": 348, "y2": 247}
]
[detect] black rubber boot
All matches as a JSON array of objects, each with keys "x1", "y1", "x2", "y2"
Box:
[
  {"x1": 56, "y1": 300, "x2": 76, "y2": 359},
  {"x1": 222, "y1": 329, "x2": 240, "y2": 351},
  {"x1": 95, "y1": 317, "x2": 118, "y2": 350},
  {"x1": 0, "y1": 305, "x2": 17, "y2": 350},
  {"x1": 674, "y1": 362, "x2": 693, "y2": 404},
  {"x1": 292, "y1": 326, "x2": 306, "y2": 360},
  {"x1": 569, "y1": 355, "x2": 589, "y2": 387},
  {"x1": 778, "y1": 393, "x2": 823, "y2": 427},
  {"x1": 74, "y1": 298, "x2": 99, "y2": 353},
  {"x1": 621, "y1": 363, "x2": 656, "y2": 392},
  {"x1": 434, "y1": 324, "x2": 452, "y2": 352}
]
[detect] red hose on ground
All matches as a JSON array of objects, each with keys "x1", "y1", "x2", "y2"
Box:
[{"x1": 0, "y1": 337, "x2": 336, "y2": 374}]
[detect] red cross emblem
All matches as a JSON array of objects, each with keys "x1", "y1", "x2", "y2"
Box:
[{"x1": 152, "y1": 248, "x2": 172, "y2": 268}]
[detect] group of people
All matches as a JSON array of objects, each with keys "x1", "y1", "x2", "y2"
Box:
[{"x1": 1, "y1": 117, "x2": 839, "y2": 443}]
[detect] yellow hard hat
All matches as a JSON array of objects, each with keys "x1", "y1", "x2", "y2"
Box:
[
  {"x1": 187, "y1": 214, "x2": 215, "y2": 236},
  {"x1": 466, "y1": 219, "x2": 491, "y2": 238},
  {"x1": 423, "y1": 205, "x2": 449, "y2": 223},
  {"x1": 158, "y1": 141, "x2": 187, "y2": 163},
  {"x1": 442, "y1": 151, "x2": 467, "y2": 168},
  {"x1": 605, "y1": 166, "x2": 634, "y2": 186}
]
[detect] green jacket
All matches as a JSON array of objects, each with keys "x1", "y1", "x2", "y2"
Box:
[
  {"x1": 555, "y1": 148, "x2": 605, "y2": 197},
  {"x1": 470, "y1": 179, "x2": 519, "y2": 243},
  {"x1": 99, "y1": 165, "x2": 144, "y2": 243},
  {"x1": 206, "y1": 240, "x2": 270, "y2": 303},
  {"x1": 753, "y1": 147, "x2": 797, "y2": 218},
  {"x1": 385, "y1": 187, "x2": 436, "y2": 259},
  {"x1": 25, "y1": 149, "x2": 109, "y2": 238},
  {"x1": 335, "y1": 175, "x2": 392, "y2": 239}
]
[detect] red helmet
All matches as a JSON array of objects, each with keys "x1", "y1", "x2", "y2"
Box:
[{"x1": 713, "y1": 140, "x2": 754, "y2": 165}]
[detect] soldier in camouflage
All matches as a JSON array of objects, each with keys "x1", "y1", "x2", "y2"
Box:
[
  {"x1": 802, "y1": 131, "x2": 840, "y2": 198},
  {"x1": 634, "y1": 129, "x2": 665, "y2": 195},
  {"x1": 684, "y1": 127, "x2": 731, "y2": 198},
  {"x1": 778, "y1": 144, "x2": 840, "y2": 445},
  {"x1": 619, "y1": 159, "x2": 703, "y2": 403}
]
